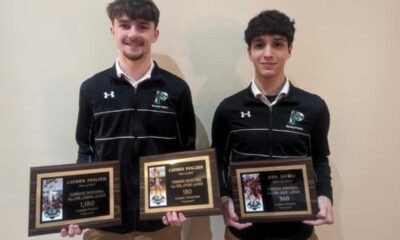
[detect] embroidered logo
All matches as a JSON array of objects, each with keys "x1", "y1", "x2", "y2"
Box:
[
  {"x1": 288, "y1": 110, "x2": 304, "y2": 125},
  {"x1": 154, "y1": 90, "x2": 168, "y2": 105},
  {"x1": 103, "y1": 91, "x2": 115, "y2": 99},
  {"x1": 241, "y1": 111, "x2": 251, "y2": 119}
]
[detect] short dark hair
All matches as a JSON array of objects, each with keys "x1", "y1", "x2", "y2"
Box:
[
  {"x1": 244, "y1": 10, "x2": 295, "y2": 47},
  {"x1": 107, "y1": 0, "x2": 160, "y2": 27}
]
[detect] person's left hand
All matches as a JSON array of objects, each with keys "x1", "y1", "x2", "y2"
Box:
[
  {"x1": 162, "y1": 211, "x2": 187, "y2": 226},
  {"x1": 303, "y1": 195, "x2": 334, "y2": 226}
]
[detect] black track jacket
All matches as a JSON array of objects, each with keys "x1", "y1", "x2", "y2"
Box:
[
  {"x1": 212, "y1": 83, "x2": 332, "y2": 240},
  {"x1": 76, "y1": 62, "x2": 196, "y2": 233}
]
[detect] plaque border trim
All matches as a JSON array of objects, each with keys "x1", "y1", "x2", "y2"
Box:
[
  {"x1": 28, "y1": 161, "x2": 121, "y2": 236},
  {"x1": 143, "y1": 155, "x2": 214, "y2": 213},
  {"x1": 230, "y1": 157, "x2": 318, "y2": 222},
  {"x1": 35, "y1": 167, "x2": 115, "y2": 228},
  {"x1": 139, "y1": 149, "x2": 221, "y2": 220}
]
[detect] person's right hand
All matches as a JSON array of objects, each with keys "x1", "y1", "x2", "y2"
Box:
[
  {"x1": 60, "y1": 224, "x2": 83, "y2": 238},
  {"x1": 221, "y1": 196, "x2": 252, "y2": 230}
]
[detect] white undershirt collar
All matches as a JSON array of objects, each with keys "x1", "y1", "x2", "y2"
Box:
[
  {"x1": 115, "y1": 59, "x2": 154, "y2": 88},
  {"x1": 251, "y1": 78, "x2": 290, "y2": 107}
]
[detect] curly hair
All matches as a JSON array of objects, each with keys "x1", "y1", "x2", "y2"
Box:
[{"x1": 245, "y1": 10, "x2": 295, "y2": 47}]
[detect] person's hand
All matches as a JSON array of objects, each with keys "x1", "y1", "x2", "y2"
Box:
[
  {"x1": 60, "y1": 224, "x2": 84, "y2": 238},
  {"x1": 221, "y1": 196, "x2": 252, "y2": 230},
  {"x1": 162, "y1": 211, "x2": 187, "y2": 226},
  {"x1": 303, "y1": 195, "x2": 334, "y2": 226}
]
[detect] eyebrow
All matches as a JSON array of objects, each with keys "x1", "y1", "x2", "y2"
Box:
[
  {"x1": 115, "y1": 19, "x2": 152, "y2": 28},
  {"x1": 117, "y1": 18, "x2": 151, "y2": 24},
  {"x1": 272, "y1": 36, "x2": 286, "y2": 41},
  {"x1": 136, "y1": 20, "x2": 151, "y2": 25},
  {"x1": 253, "y1": 36, "x2": 287, "y2": 41},
  {"x1": 116, "y1": 19, "x2": 129, "y2": 23},
  {"x1": 252, "y1": 38, "x2": 265, "y2": 43}
]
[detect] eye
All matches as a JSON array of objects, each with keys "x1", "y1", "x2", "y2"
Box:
[
  {"x1": 138, "y1": 24, "x2": 149, "y2": 31},
  {"x1": 273, "y1": 40, "x2": 288, "y2": 49},
  {"x1": 273, "y1": 42, "x2": 282, "y2": 48},
  {"x1": 253, "y1": 42, "x2": 265, "y2": 49},
  {"x1": 119, "y1": 23, "x2": 130, "y2": 30}
]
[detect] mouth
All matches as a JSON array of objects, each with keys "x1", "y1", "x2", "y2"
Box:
[
  {"x1": 260, "y1": 62, "x2": 276, "y2": 69},
  {"x1": 124, "y1": 37, "x2": 144, "y2": 47},
  {"x1": 126, "y1": 42, "x2": 143, "y2": 47}
]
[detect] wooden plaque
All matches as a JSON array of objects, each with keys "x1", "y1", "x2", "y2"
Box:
[
  {"x1": 230, "y1": 157, "x2": 318, "y2": 222},
  {"x1": 28, "y1": 161, "x2": 121, "y2": 236},
  {"x1": 139, "y1": 149, "x2": 221, "y2": 220}
]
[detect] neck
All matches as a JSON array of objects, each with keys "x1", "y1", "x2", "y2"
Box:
[
  {"x1": 118, "y1": 55, "x2": 152, "y2": 80},
  {"x1": 255, "y1": 73, "x2": 286, "y2": 96}
]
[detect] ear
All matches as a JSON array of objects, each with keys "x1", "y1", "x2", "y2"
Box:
[
  {"x1": 109, "y1": 18, "x2": 117, "y2": 34},
  {"x1": 288, "y1": 44, "x2": 293, "y2": 55},
  {"x1": 152, "y1": 29, "x2": 160, "y2": 43},
  {"x1": 110, "y1": 23, "x2": 115, "y2": 36}
]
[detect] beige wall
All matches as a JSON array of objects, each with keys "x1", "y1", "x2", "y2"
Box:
[{"x1": 1, "y1": 0, "x2": 399, "y2": 239}]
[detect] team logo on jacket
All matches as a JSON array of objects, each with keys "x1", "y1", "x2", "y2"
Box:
[
  {"x1": 289, "y1": 111, "x2": 304, "y2": 125},
  {"x1": 289, "y1": 110, "x2": 304, "y2": 125},
  {"x1": 152, "y1": 90, "x2": 169, "y2": 109},
  {"x1": 154, "y1": 90, "x2": 168, "y2": 104},
  {"x1": 287, "y1": 110, "x2": 304, "y2": 131},
  {"x1": 103, "y1": 91, "x2": 115, "y2": 99}
]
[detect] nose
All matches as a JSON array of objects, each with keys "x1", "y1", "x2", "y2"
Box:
[
  {"x1": 262, "y1": 45, "x2": 273, "y2": 58},
  {"x1": 128, "y1": 26, "x2": 139, "y2": 38}
]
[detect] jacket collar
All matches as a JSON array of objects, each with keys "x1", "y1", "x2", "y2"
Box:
[
  {"x1": 244, "y1": 80, "x2": 299, "y2": 105},
  {"x1": 250, "y1": 78, "x2": 290, "y2": 107},
  {"x1": 106, "y1": 61, "x2": 163, "y2": 82}
]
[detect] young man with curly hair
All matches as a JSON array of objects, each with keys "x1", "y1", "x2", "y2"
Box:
[{"x1": 212, "y1": 10, "x2": 333, "y2": 240}]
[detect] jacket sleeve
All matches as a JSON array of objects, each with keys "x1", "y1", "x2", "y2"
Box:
[
  {"x1": 311, "y1": 99, "x2": 333, "y2": 202},
  {"x1": 177, "y1": 85, "x2": 196, "y2": 151},
  {"x1": 75, "y1": 82, "x2": 95, "y2": 163},
  {"x1": 211, "y1": 103, "x2": 232, "y2": 197}
]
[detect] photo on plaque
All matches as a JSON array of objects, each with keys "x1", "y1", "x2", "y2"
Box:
[
  {"x1": 231, "y1": 158, "x2": 318, "y2": 222},
  {"x1": 139, "y1": 149, "x2": 221, "y2": 220},
  {"x1": 242, "y1": 173, "x2": 264, "y2": 213},
  {"x1": 41, "y1": 178, "x2": 63, "y2": 222},
  {"x1": 28, "y1": 161, "x2": 121, "y2": 236},
  {"x1": 149, "y1": 166, "x2": 167, "y2": 207}
]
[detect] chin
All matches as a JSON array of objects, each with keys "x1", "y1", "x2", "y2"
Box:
[
  {"x1": 124, "y1": 53, "x2": 144, "y2": 61},
  {"x1": 260, "y1": 72, "x2": 276, "y2": 78}
]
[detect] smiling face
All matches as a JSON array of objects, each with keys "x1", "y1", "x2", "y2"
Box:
[
  {"x1": 111, "y1": 14, "x2": 159, "y2": 62},
  {"x1": 248, "y1": 34, "x2": 292, "y2": 82}
]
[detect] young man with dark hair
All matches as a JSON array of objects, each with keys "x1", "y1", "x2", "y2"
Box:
[
  {"x1": 61, "y1": 0, "x2": 196, "y2": 239},
  {"x1": 212, "y1": 10, "x2": 333, "y2": 240}
]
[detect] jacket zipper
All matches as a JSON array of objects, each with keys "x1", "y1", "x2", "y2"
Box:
[
  {"x1": 269, "y1": 106, "x2": 273, "y2": 158},
  {"x1": 132, "y1": 85, "x2": 139, "y2": 228},
  {"x1": 133, "y1": 86, "x2": 139, "y2": 154}
]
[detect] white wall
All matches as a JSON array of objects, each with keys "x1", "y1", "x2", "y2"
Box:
[{"x1": 1, "y1": 0, "x2": 399, "y2": 239}]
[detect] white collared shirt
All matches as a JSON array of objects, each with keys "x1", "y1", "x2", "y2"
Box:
[
  {"x1": 115, "y1": 59, "x2": 154, "y2": 88},
  {"x1": 251, "y1": 78, "x2": 290, "y2": 107}
]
